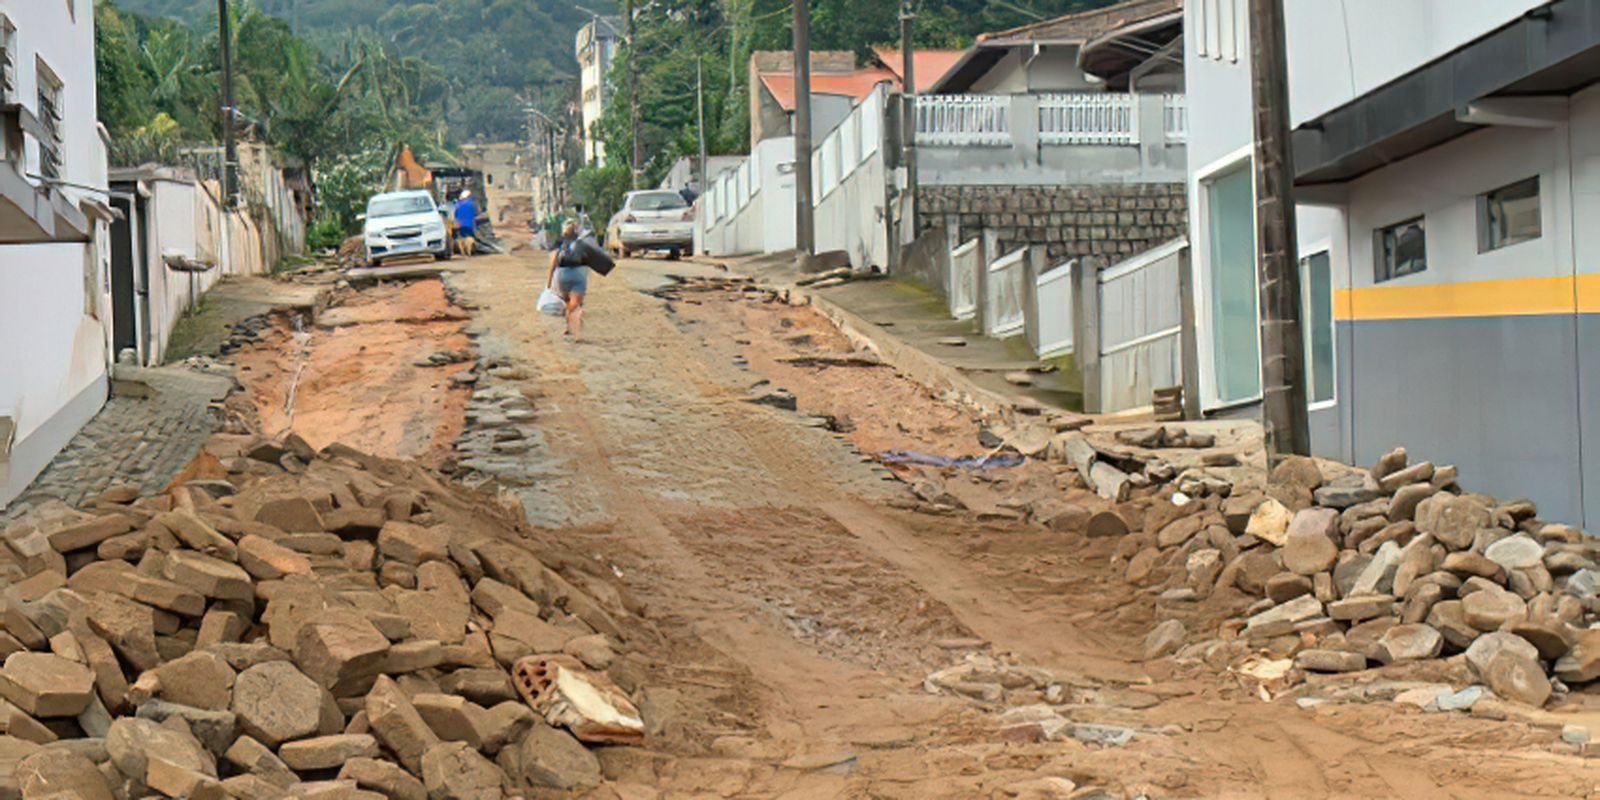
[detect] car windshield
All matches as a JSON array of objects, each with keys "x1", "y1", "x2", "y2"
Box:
[
  {"x1": 368, "y1": 195, "x2": 435, "y2": 217},
  {"x1": 630, "y1": 192, "x2": 687, "y2": 211}
]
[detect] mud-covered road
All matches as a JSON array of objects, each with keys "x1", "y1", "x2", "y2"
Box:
[{"x1": 232, "y1": 249, "x2": 1600, "y2": 798}]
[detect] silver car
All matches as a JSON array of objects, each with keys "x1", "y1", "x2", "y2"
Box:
[
  {"x1": 361, "y1": 190, "x2": 452, "y2": 266},
  {"x1": 606, "y1": 190, "x2": 694, "y2": 259}
]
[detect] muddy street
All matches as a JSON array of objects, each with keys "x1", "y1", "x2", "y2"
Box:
[{"x1": 415, "y1": 250, "x2": 1600, "y2": 799}]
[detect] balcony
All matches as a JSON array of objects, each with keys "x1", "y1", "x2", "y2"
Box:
[{"x1": 913, "y1": 92, "x2": 1187, "y2": 186}]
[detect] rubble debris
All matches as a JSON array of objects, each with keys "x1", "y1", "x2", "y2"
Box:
[
  {"x1": 510, "y1": 655, "x2": 643, "y2": 745},
  {"x1": 0, "y1": 434, "x2": 645, "y2": 797},
  {"x1": 1115, "y1": 445, "x2": 1600, "y2": 709}
]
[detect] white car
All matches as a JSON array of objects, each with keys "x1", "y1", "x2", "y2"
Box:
[
  {"x1": 606, "y1": 190, "x2": 694, "y2": 259},
  {"x1": 362, "y1": 190, "x2": 451, "y2": 266}
]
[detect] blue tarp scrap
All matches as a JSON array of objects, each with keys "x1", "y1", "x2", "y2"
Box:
[{"x1": 877, "y1": 450, "x2": 1025, "y2": 469}]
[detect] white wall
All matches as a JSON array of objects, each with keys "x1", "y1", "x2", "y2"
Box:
[
  {"x1": 1284, "y1": 0, "x2": 1552, "y2": 126},
  {"x1": 1342, "y1": 124, "x2": 1572, "y2": 293},
  {"x1": 0, "y1": 0, "x2": 113, "y2": 507},
  {"x1": 699, "y1": 137, "x2": 797, "y2": 257},
  {"x1": 1568, "y1": 84, "x2": 1600, "y2": 283},
  {"x1": 1187, "y1": 0, "x2": 1556, "y2": 197},
  {"x1": 812, "y1": 89, "x2": 890, "y2": 269}
]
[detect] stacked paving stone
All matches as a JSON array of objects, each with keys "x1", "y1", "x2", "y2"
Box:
[
  {"x1": 1113, "y1": 447, "x2": 1600, "y2": 707},
  {"x1": 0, "y1": 434, "x2": 642, "y2": 798}
]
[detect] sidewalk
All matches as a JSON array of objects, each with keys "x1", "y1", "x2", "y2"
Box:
[
  {"x1": 691, "y1": 251, "x2": 1266, "y2": 483},
  {"x1": 706, "y1": 252, "x2": 1083, "y2": 415}
]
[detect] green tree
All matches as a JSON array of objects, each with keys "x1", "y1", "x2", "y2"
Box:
[{"x1": 95, "y1": 0, "x2": 156, "y2": 136}]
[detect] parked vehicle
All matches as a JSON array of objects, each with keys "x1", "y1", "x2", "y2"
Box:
[
  {"x1": 361, "y1": 190, "x2": 452, "y2": 266},
  {"x1": 605, "y1": 190, "x2": 695, "y2": 259}
]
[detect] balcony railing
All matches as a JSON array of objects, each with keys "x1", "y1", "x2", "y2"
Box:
[
  {"x1": 1039, "y1": 93, "x2": 1137, "y2": 145},
  {"x1": 915, "y1": 95, "x2": 1010, "y2": 147}
]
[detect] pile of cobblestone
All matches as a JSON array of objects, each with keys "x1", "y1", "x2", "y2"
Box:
[
  {"x1": 0, "y1": 434, "x2": 644, "y2": 798},
  {"x1": 1108, "y1": 447, "x2": 1600, "y2": 709}
]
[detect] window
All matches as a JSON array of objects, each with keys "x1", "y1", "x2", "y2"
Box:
[
  {"x1": 1375, "y1": 216, "x2": 1425, "y2": 282},
  {"x1": 1478, "y1": 176, "x2": 1541, "y2": 252},
  {"x1": 1204, "y1": 162, "x2": 1262, "y2": 404},
  {"x1": 628, "y1": 191, "x2": 687, "y2": 211},
  {"x1": 0, "y1": 18, "x2": 15, "y2": 105},
  {"x1": 1300, "y1": 251, "x2": 1335, "y2": 405},
  {"x1": 36, "y1": 61, "x2": 62, "y2": 180}
]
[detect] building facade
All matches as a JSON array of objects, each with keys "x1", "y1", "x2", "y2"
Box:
[
  {"x1": 575, "y1": 17, "x2": 619, "y2": 167},
  {"x1": 1185, "y1": 0, "x2": 1600, "y2": 525},
  {"x1": 0, "y1": 0, "x2": 116, "y2": 508}
]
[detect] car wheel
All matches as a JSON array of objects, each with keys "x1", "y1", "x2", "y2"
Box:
[
  {"x1": 621, "y1": 247, "x2": 632, "y2": 259},
  {"x1": 667, "y1": 248, "x2": 681, "y2": 261},
  {"x1": 435, "y1": 247, "x2": 452, "y2": 262}
]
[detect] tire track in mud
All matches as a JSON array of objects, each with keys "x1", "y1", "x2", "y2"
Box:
[{"x1": 447, "y1": 254, "x2": 1600, "y2": 799}]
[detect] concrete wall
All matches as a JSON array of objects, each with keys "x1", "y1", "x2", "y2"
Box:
[
  {"x1": 0, "y1": 0, "x2": 113, "y2": 508},
  {"x1": 918, "y1": 183, "x2": 1186, "y2": 265},
  {"x1": 462, "y1": 144, "x2": 531, "y2": 193},
  {"x1": 812, "y1": 88, "x2": 891, "y2": 270},
  {"x1": 1322, "y1": 88, "x2": 1599, "y2": 526},
  {"x1": 699, "y1": 137, "x2": 797, "y2": 257}
]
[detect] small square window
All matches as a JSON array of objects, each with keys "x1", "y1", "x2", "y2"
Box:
[
  {"x1": 1375, "y1": 216, "x2": 1425, "y2": 283},
  {"x1": 1478, "y1": 176, "x2": 1541, "y2": 252}
]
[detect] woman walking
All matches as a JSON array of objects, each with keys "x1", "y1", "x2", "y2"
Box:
[{"x1": 546, "y1": 220, "x2": 589, "y2": 341}]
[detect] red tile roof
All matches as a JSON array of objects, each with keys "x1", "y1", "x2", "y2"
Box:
[
  {"x1": 871, "y1": 48, "x2": 966, "y2": 92},
  {"x1": 758, "y1": 68, "x2": 900, "y2": 111}
]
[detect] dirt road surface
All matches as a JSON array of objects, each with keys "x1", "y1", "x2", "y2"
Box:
[{"x1": 264, "y1": 250, "x2": 1600, "y2": 798}]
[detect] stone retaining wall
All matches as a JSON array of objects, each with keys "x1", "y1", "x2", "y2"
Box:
[{"x1": 917, "y1": 183, "x2": 1187, "y2": 264}]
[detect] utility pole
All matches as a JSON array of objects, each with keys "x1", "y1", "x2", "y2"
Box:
[
  {"x1": 1248, "y1": 0, "x2": 1310, "y2": 460},
  {"x1": 899, "y1": 0, "x2": 918, "y2": 237},
  {"x1": 217, "y1": 0, "x2": 237, "y2": 209},
  {"x1": 696, "y1": 56, "x2": 708, "y2": 196},
  {"x1": 546, "y1": 122, "x2": 558, "y2": 213},
  {"x1": 793, "y1": 0, "x2": 815, "y2": 257},
  {"x1": 625, "y1": 0, "x2": 642, "y2": 189}
]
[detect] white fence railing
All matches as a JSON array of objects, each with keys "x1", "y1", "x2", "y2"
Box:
[
  {"x1": 915, "y1": 95, "x2": 1011, "y2": 147},
  {"x1": 1096, "y1": 239, "x2": 1187, "y2": 412},
  {"x1": 985, "y1": 247, "x2": 1028, "y2": 338},
  {"x1": 948, "y1": 238, "x2": 980, "y2": 320},
  {"x1": 1039, "y1": 93, "x2": 1137, "y2": 145},
  {"x1": 1163, "y1": 94, "x2": 1188, "y2": 144},
  {"x1": 704, "y1": 155, "x2": 757, "y2": 227},
  {"x1": 1035, "y1": 259, "x2": 1075, "y2": 358}
]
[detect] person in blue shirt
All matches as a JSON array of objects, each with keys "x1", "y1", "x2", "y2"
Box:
[{"x1": 453, "y1": 190, "x2": 479, "y2": 256}]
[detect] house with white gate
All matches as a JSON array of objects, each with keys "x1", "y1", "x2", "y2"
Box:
[{"x1": 698, "y1": 0, "x2": 1193, "y2": 414}]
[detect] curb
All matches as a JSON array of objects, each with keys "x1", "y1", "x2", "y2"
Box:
[{"x1": 787, "y1": 284, "x2": 1026, "y2": 419}]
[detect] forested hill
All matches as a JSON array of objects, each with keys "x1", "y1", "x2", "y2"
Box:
[{"x1": 114, "y1": 0, "x2": 614, "y2": 141}]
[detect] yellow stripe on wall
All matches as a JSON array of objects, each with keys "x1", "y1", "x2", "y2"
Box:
[{"x1": 1335, "y1": 274, "x2": 1600, "y2": 321}]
